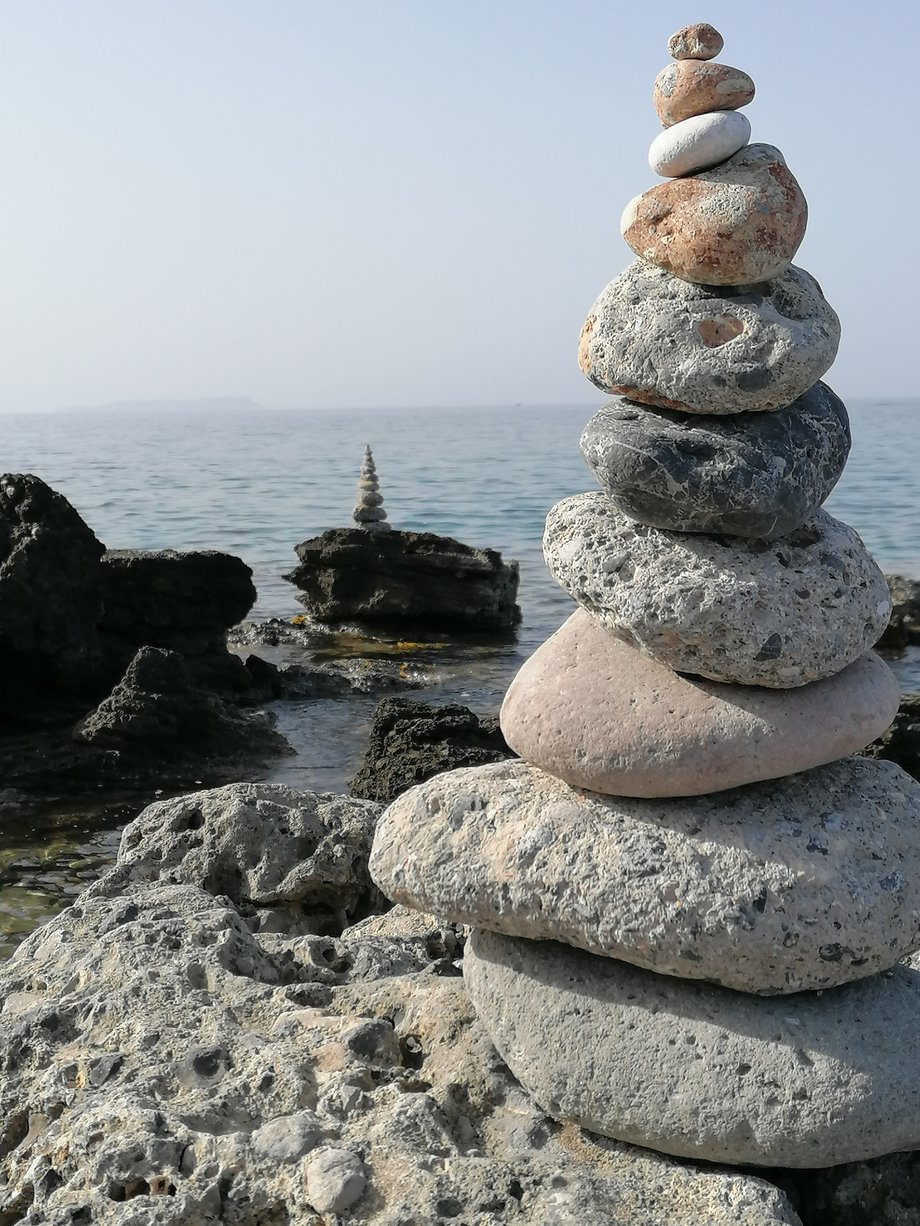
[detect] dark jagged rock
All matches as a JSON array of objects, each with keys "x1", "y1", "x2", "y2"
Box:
[
  {"x1": 877, "y1": 575, "x2": 920, "y2": 648},
  {"x1": 580, "y1": 384, "x2": 850, "y2": 539},
  {"x1": 73, "y1": 646, "x2": 290, "y2": 766},
  {"x1": 864, "y1": 694, "x2": 920, "y2": 783},
  {"x1": 797, "y1": 1152, "x2": 920, "y2": 1225},
  {"x1": 284, "y1": 527, "x2": 521, "y2": 632},
  {"x1": 349, "y1": 697, "x2": 514, "y2": 805},
  {"x1": 0, "y1": 473, "x2": 108, "y2": 726}
]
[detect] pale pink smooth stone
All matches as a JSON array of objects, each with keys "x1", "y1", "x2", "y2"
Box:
[{"x1": 500, "y1": 609, "x2": 900, "y2": 798}]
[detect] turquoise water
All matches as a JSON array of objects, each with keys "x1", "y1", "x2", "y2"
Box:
[{"x1": 0, "y1": 400, "x2": 917, "y2": 951}]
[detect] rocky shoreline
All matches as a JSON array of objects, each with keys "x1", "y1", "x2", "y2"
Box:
[{"x1": 3, "y1": 777, "x2": 915, "y2": 1226}]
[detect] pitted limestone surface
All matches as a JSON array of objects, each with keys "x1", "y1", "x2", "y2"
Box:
[
  {"x1": 371, "y1": 757, "x2": 920, "y2": 994},
  {"x1": 543, "y1": 495, "x2": 891, "y2": 687},
  {"x1": 578, "y1": 261, "x2": 840, "y2": 414}
]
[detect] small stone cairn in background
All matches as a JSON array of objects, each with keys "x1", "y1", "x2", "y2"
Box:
[
  {"x1": 371, "y1": 24, "x2": 920, "y2": 1172},
  {"x1": 353, "y1": 445, "x2": 391, "y2": 533}
]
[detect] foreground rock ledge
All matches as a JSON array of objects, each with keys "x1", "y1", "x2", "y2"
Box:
[{"x1": 0, "y1": 782, "x2": 800, "y2": 1225}]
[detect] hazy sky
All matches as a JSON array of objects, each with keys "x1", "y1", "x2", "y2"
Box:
[{"x1": 2, "y1": 1, "x2": 918, "y2": 412}]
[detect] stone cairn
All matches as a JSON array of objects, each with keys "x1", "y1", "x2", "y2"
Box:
[
  {"x1": 371, "y1": 24, "x2": 920, "y2": 1172},
  {"x1": 353, "y1": 445, "x2": 391, "y2": 533}
]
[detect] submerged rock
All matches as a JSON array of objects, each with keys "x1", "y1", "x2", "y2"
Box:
[
  {"x1": 285, "y1": 527, "x2": 521, "y2": 632},
  {"x1": 0, "y1": 782, "x2": 802, "y2": 1225},
  {"x1": 349, "y1": 696, "x2": 513, "y2": 805}
]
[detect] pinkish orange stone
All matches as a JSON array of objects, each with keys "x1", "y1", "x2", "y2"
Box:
[
  {"x1": 654, "y1": 59, "x2": 755, "y2": 126},
  {"x1": 621, "y1": 143, "x2": 807, "y2": 285}
]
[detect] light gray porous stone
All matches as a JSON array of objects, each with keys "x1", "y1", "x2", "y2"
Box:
[
  {"x1": 0, "y1": 786, "x2": 802, "y2": 1225},
  {"x1": 578, "y1": 260, "x2": 841, "y2": 414},
  {"x1": 500, "y1": 609, "x2": 900, "y2": 797},
  {"x1": 464, "y1": 929, "x2": 920, "y2": 1169},
  {"x1": 579, "y1": 383, "x2": 850, "y2": 538},
  {"x1": 372, "y1": 757, "x2": 920, "y2": 994},
  {"x1": 543, "y1": 495, "x2": 892, "y2": 686},
  {"x1": 648, "y1": 109, "x2": 751, "y2": 177}
]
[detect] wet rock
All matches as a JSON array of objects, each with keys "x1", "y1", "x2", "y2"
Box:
[
  {"x1": 580, "y1": 383, "x2": 850, "y2": 538},
  {"x1": 623, "y1": 144, "x2": 808, "y2": 285},
  {"x1": 279, "y1": 656, "x2": 432, "y2": 698},
  {"x1": 0, "y1": 786, "x2": 802, "y2": 1225},
  {"x1": 864, "y1": 693, "x2": 920, "y2": 783},
  {"x1": 668, "y1": 22, "x2": 723, "y2": 60},
  {"x1": 349, "y1": 697, "x2": 513, "y2": 805},
  {"x1": 72, "y1": 646, "x2": 291, "y2": 768},
  {"x1": 501, "y1": 610, "x2": 899, "y2": 796},
  {"x1": 0, "y1": 473, "x2": 107, "y2": 726},
  {"x1": 464, "y1": 929, "x2": 920, "y2": 1168},
  {"x1": 544, "y1": 496, "x2": 891, "y2": 687},
  {"x1": 878, "y1": 574, "x2": 920, "y2": 647},
  {"x1": 654, "y1": 59, "x2": 755, "y2": 126},
  {"x1": 579, "y1": 261, "x2": 840, "y2": 414},
  {"x1": 285, "y1": 527, "x2": 521, "y2": 632},
  {"x1": 373, "y1": 757, "x2": 920, "y2": 994},
  {"x1": 649, "y1": 109, "x2": 751, "y2": 177}
]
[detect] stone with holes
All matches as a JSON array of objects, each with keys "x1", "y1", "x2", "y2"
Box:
[
  {"x1": 623, "y1": 145, "x2": 807, "y2": 285},
  {"x1": 543, "y1": 496, "x2": 891, "y2": 687},
  {"x1": 372, "y1": 756, "x2": 920, "y2": 993},
  {"x1": 465, "y1": 928, "x2": 920, "y2": 1168},
  {"x1": 654, "y1": 59, "x2": 755, "y2": 126},
  {"x1": 500, "y1": 609, "x2": 899, "y2": 797},
  {"x1": 579, "y1": 384, "x2": 849, "y2": 538},
  {"x1": 578, "y1": 260, "x2": 840, "y2": 414},
  {"x1": 649, "y1": 110, "x2": 751, "y2": 177}
]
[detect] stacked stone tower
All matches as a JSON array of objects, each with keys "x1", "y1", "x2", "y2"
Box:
[
  {"x1": 353, "y1": 445, "x2": 391, "y2": 533},
  {"x1": 371, "y1": 24, "x2": 920, "y2": 1169}
]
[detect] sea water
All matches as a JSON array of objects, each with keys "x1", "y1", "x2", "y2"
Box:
[{"x1": 0, "y1": 401, "x2": 917, "y2": 950}]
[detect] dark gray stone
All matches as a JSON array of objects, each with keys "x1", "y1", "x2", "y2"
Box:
[
  {"x1": 284, "y1": 528, "x2": 520, "y2": 633},
  {"x1": 580, "y1": 383, "x2": 850, "y2": 538},
  {"x1": 349, "y1": 697, "x2": 513, "y2": 805},
  {"x1": 877, "y1": 574, "x2": 920, "y2": 647}
]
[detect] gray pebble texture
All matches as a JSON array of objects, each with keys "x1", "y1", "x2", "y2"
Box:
[
  {"x1": 371, "y1": 757, "x2": 920, "y2": 994},
  {"x1": 543, "y1": 495, "x2": 891, "y2": 687},
  {"x1": 580, "y1": 382, "x2": 850, "y2": 538},
  {"x1": 465, "y1": 929, "x2": 920, "y2": 1168},
  {"x1": 578, "y1": 261, "x2": 840, "y2": 414}
]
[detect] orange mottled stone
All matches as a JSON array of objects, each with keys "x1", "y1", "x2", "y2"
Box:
[
  {"x1": 621, "y1": 143, "x2": 807, "y2": 286},
  {"x1": 654, "y1": 59, "x2": 755, "y2": 126}
]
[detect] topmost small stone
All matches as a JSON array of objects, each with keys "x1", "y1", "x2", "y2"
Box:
[{"x1": 668, "y1": 22, "x2": 723, "y2": 60}]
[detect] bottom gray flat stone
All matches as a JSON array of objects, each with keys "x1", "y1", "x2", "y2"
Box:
[{"x1": 464, "y1": 929, "x2": 920, "y2": 1169}]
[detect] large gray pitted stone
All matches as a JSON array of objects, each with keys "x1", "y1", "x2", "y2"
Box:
[
  {"x1": 372, "y1": 757, "x2": 920, "y2": 994},
  {"x1": 578, "y1": 261, "x2": 840, "y2": 414},
  {"x1": 500, "y1": 610, "x2": 899, "y2": 796},
  {"x1": 580, "y1": 384, "x2": 850, "y2": 538},
  {"x1": 464, "y1": 928, "x2": 920, "y2": 1168},
  {"x1": 543, "y1": 495, "x2": 891, "y2": 686}
]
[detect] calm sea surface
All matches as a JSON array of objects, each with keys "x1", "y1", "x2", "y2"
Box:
[{"x1": 0, "y1": 400, "x2": 917, "y2": 950}]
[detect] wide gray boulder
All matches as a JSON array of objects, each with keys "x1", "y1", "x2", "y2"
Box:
[
  {"x1": 544, "y1": 495, "x2": 892, "y2": 687},
  {"x1": 0, "y1": 782, "x2": 801, "y2": 1225},
  {"x1": 580, "y1": 383, "x2": 850, "y2": 538},
  {"x1": 372, "y1": 757, "x2": 920, "y2": 994},
  {"x1": 465, "y1": 929, "x2": 920, "y2": 1169},
  {"x1": 578, "y1": 261, "x2": 840, "y2": 414},
  {"x1": 285, "y1": 527, "x2": 521, "y2": 632}
]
